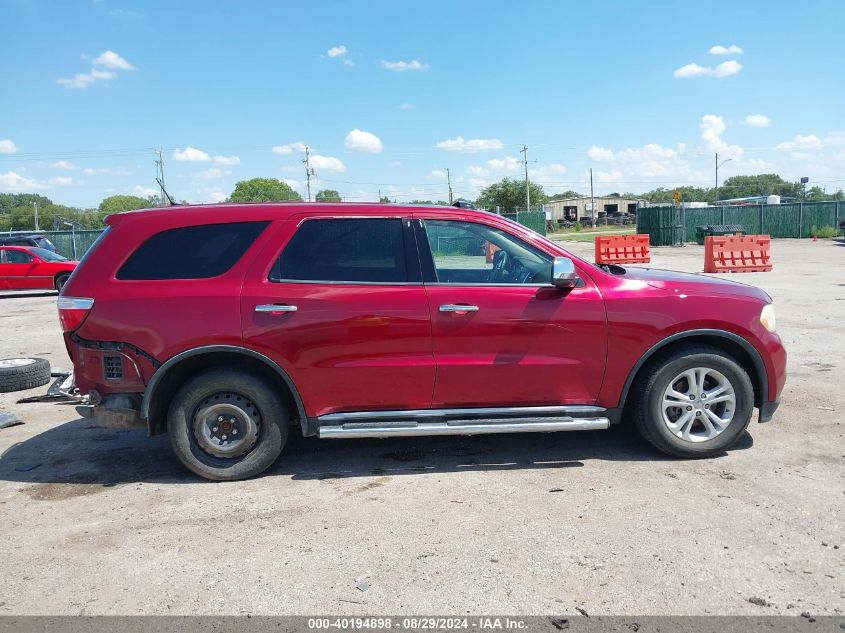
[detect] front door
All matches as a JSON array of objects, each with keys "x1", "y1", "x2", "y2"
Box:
[
  {"x1": 241, "y1": 216, "x2": 435, "y2": 418},
  {"x1": 417, "y1": 218, "x2": 607, "y2": 408},
  {"x1": 0, "y1": 248, "x2": 50, "y2": 290}
]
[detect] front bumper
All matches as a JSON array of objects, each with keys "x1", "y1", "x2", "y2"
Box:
[{"x1": 759, "y1": 400, "x2": 780, "y2": 423}]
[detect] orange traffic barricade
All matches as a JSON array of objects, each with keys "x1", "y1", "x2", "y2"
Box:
[
  {"x1": 595, "y1": 234, "x2": 651, "y2": 265},
  {"x1": 704, "y1": 235, "x2": 772, "y2": 273}
]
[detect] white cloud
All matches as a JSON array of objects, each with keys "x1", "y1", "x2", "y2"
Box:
[
  {"x1": 673, "y1": 60, "x2": 742, "y2": 78},
  {"x1": 326, "y1": 45, "x2": 353, "y2": 66},
  {"x1": 310, "y1": 155, "x2": 346, "y2": 172},
  {"x1": 436, "y1": 136, "x2": 504, "y2": 152},
  {"x1": 430, "y1": 169, "x2": 447, "y2": 178},
  {"x1": 399, "y1": 103, "x2": 414, "y2": 110},
  {"x1": 173, "y1": 146, "x2": 211, "y2": 162},
  {"x1": 381, "y1": 60, "x2": 429, "y2": 72},
  {"x1": 212, "y1": 155, "x2": 240, "y2": 165},
  {"x1": 587, "y1": 146, "x2": 615, "y2": 161},
  {"x1": 133, "y1": 185, "x2": 158, "y2": 197},
  {"x1": 52, "y1": 160, "x2": 78, "y2": 170},
  {"x1": 529, "y1": 163, "x2": 567, "y2": 183},
  {"x1": 57, "y1": 50, "x2": 134, "y2": 88},
  {"x1": 712, "y1": 60, "x2": 742, "y2": 77},
  {"x1": 776, "y1": 134, "x2": 823, "y2": 152},
  {"x1": 0, "y1": 171, "x2": 49, "y2": 191},
  {"x1": 0, "y1": 139, "x2": 18, "y2": 154},
  {"x1": 466, "y1": 165, "x2": 488, "y2": 178},
  {"x1": 82, "y1": 166, "x2": 132, "y2": 176},
  {"x1": 345, "y1": 129, "x2": 383, "y2": 153},
  {"x1": 193, "y1": 168, "x2": 227, "y2": 179},
  {"x1": 49, "y1": 176, "x2": 73, "y2": 186},
  {"x1": 281, "y1": 179, "x2": 302, "y2": 192},
  {"x1": 208, "y1": 190, "x2": 227, "y2": 203},
  {"x1": 272, "y1": 142, "x2": 307, "y2": 155},
  {"x1": 700, "y1": 114, "x2": 743, "y2": 158},
  {"x1": 94, "y1": 50, "x2": 135, "y2": 70},
  {"x1": 709, "y1": 44, "x2": 743, "y2": 56},
  {"x1": 486, "y1": 156, "x2": 521, "y2": 174},
  {"x1": 744, "y1": 114, "x2": 770, "y2": 128}
]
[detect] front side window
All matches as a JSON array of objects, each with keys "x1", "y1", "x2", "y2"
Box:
[
  {"x1": 3, "y1": 249, "x2": 33, "y2": 264},
  {"x1": 271, "y1": 218, "x2": 409, "y2": 283},
  {"x1": 423, "y1": 219, "x2": 551, "y2": 285},
  {"x1": 117, "y1": 221, "x2": 269, "y2": 280}
]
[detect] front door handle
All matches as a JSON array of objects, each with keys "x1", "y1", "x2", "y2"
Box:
[
  {"x1": 255, "y1": 304, "x2": 297, "y2": 314},
  {"x1": 439, "y1": 304, "x2": 479, "y2": 313}
]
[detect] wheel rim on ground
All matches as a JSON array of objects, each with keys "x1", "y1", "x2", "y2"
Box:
[
  {"x1": 0, "y1": 358, "x2": 38, "y2": 369},
  {"x1": 192, "y1": 392, "x2": 261, "y2": 459},
  {"x1": 661, "y1": 367, "x2": 736, "y2": 442}
]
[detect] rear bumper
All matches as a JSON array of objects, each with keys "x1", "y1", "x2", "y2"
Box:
[{"x1": 759, "y1": 399, "x2": 780, "y2": 423}]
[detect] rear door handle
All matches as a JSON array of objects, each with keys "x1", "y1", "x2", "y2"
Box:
[
  {"x1": 439, "y1": 304, "x2": 479, "y2": 313},
  {"x1": 255, "y1": 304, "x2": 297, "y2": 314}
]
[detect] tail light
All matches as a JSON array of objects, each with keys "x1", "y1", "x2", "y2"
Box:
[{"x1": 57, "y1": 297, "x2": 94, "y2": 332}]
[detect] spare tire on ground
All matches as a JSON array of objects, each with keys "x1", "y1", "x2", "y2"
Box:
[{"x1": 0, "y1": 358, "x2": 52, "y2": 393}]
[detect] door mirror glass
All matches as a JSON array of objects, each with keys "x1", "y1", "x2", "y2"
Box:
[{"x1": 551, "y1": 257, "x2": 579, "y2": 289}]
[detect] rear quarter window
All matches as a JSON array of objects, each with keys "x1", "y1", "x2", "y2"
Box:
[{"x1": 117, "y1": 221, "x2": 269, "y2": 280}]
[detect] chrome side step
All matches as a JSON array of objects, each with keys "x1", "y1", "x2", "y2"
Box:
[{"x1": 319, "y1": 416, "x2": 609, "y2": 439}]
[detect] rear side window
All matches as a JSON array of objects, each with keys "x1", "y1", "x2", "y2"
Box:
[
  {"x1": 117, "y1": 222, "x2": 269, "y2": 280},
  {"x1": 271, "y1": 218, "x2": 409, "y2": 283}
]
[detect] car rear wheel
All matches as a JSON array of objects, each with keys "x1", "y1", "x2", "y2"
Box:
[
  {"x1": 0, "y1": 357, "x2": 52, "y2": 393},
  {"x1": 167, "y1": 368, "x2": 289, "y2": 481},
  {"x1": 631, "y1": 345, "x2": 754, "y2": 458},
  {"x1": 55, "y1": 273, "x2": 71, "y2": 292}
]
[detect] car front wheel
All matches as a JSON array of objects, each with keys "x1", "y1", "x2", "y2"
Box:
[
  {"x1": 167, "y1": 368, "x2": 289, "y2": 481},
  {"x1": 631, "y1": 345, "x2": 754, "y2": 458}
]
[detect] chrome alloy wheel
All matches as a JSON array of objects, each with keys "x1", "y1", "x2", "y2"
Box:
[
  {"x1": 661, "y1": 367, "x2": 736, "y2": 442},
  {"x1": 192, "y1": 392, "x2": 261, "y2": 459}
]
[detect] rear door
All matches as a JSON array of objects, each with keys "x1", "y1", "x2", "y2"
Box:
[
  {"x1": 416, "y1": 217, "x2": 607, "y2": 408},
  {"x1": 241, "y1": 216, "x2": 435, "y2": 418}
]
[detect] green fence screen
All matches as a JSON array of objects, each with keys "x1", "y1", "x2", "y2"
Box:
[
  {"x1": 637, "y1": 201, "x2": 844, "y2": 245},
  {"x1": 501, "y1": 211, "x2": 547, "y2": 236},
  {"x1": 39, "y1": 230, "x2": 105, "y2": 259}
]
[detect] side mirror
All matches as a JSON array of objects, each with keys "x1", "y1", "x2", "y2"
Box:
[{"x1": 551, "y1": 256, "x2": 579, "y2": 289}]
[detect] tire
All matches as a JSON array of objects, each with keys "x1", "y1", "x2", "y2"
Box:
[
  {"x1": 0, "y1": 358, "x2": 52, "y2": 393},
  {"x1": 167, "y1": 368, "x2": 289, "y2": 481},
  {"x1": 631, "y1": 345, "x2": 754, "y2": 458},
  {"x1": 55, "y1": 273, "x2": 70, "y2": 292}
]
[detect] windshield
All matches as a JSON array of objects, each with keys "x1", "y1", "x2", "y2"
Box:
[{"x1": 30, "y1": 247, "x2": 68, "y2": 261}]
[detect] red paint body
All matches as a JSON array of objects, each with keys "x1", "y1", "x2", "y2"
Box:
[
  {"x1": 0, "y1": 246, "x2": 77, "y2": 290},
  {"x1": 60, "y1": 203, "x2": 786, "y2": 421}
]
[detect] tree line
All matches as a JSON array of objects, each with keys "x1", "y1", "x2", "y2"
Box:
[{"x1": 2, "y1": 174, "x2": 842, "y2": 231}]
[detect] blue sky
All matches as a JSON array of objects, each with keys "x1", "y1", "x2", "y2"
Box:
[{"x1": 1, "y1": 0, "x2": 844, "y2": 207}]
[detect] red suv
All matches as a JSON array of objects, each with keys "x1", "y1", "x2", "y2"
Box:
[{"x1": 59, "y1": 204, "x2": 786, "y2": 480}]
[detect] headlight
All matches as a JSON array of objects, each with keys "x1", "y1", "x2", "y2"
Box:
[{"x1": 760, "y1": 304, "x2": 777, "y2": 333}]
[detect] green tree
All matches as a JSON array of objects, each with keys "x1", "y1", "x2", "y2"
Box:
[
  {"x1": 476, "y1": 178, "x2": 547, "y2": 212},
  {"x1": 547, "y1": 191, "x2": 581, "y2": 201},
  {"x1": 717, "y1": 174, "x2": 801, "y2": 200},
  {"x1": 379, "y1": 195, "x2": 392, "y2": 203},
  {"x1": 98, "y1": 195, "x2": 155, "y2": 214},
  {"x1": 315, "y1": 189, "x2": 342, "y2": 202},
  {"x1": 230, "y1": 178, "x2": 303, "y2": 203}
]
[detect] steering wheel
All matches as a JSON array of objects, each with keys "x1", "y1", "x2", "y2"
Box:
[{"x1": 489, "y1": 248, "x2": 511, "y2": 283}]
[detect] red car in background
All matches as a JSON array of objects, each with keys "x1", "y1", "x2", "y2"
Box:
[{"x1": 0, "y1": 245, "x2": 77, "y2": 291}]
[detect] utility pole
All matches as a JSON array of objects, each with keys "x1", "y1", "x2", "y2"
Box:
[
  {"x1": 303, "y1": 146, "x2": 315, "y2": 202},
  {"x1": 32, "y1": 201, "x2": 39, "y2": 231},
  {"x1": 520, "y1": 145, "x2": 531, "y2": 213},
  {"x1": 446, "y1": 168, "x2": 453, "y2": 204},
  {"x1": 589, "y1": 168, "x2": 595, "y2": 221},
  {"x1": 155, "y1": 148, "x2": 167, "y2": 207}
]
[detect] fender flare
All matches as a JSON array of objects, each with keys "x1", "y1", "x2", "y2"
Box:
[
  {"x1": 141, "y1": 344, "x2": 307, "y2": 422},
  {"x1": 617, "y1": 328, "x2": 768, "y2": 408}
]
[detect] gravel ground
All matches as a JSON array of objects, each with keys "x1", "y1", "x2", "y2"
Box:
[{"x1": 0, "y1": 238, "x2": 842, "y2": 616}]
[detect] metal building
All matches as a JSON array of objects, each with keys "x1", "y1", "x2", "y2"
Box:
[{"x1": 542, "y1": 196, "x2": 640, "y2": 222}]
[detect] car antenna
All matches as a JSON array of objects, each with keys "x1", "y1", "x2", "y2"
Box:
[{"x1": 156, "y1": 177, "x2": 178, "y2": 206}]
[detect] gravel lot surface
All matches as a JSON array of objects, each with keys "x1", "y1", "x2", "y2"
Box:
[{"x1": 0, "y1": 239, "x2": 842, "y2": 616}]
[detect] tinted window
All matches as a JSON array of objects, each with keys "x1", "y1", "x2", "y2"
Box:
[
  {"x1": 4, "y1": 250, "x2": 33, "y2": 264},
  {"x1": 117, "y1": 222, "x2": 269, "y2": 280},
  {"x1": 272, "y1": 218, "x2": 408, "y2": 283},
  {"x1": 30, "y1": 247, "x2": 67, "y2": 261},
  {"x1": 424, "y1": 220, "x2": 551, "y2": 285}
]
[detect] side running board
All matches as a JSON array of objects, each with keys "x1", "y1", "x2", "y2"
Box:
[{"x1": 317, "y1": 406, "x2": 610, "y2": 439}]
